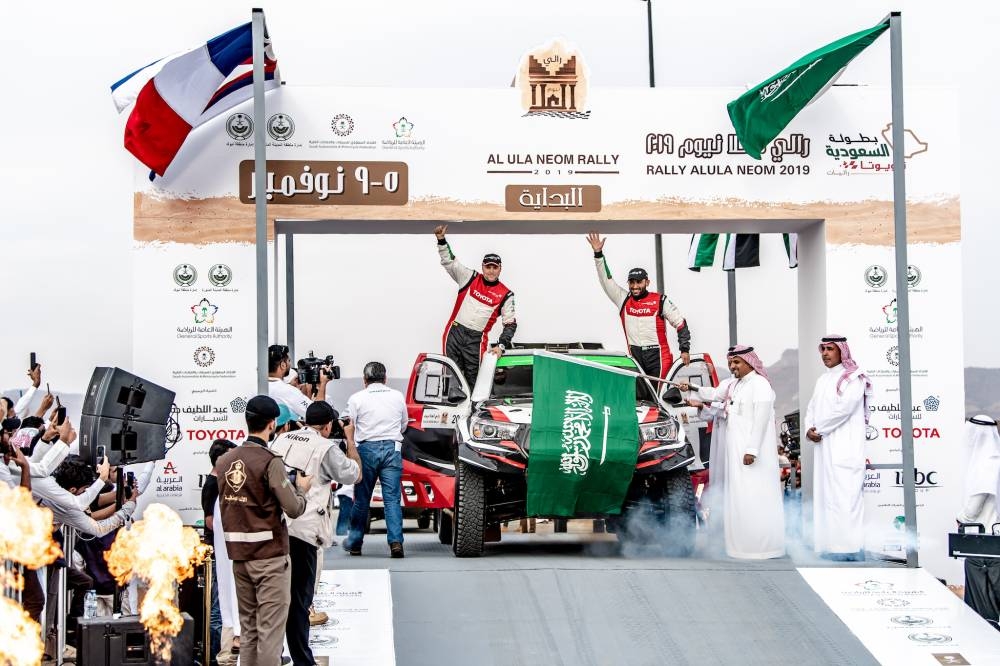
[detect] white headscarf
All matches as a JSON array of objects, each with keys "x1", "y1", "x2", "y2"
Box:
[{"x1": 964, "y1": 415, "x2": 1000, "y2": 500}]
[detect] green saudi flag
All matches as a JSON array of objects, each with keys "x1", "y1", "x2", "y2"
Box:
[
  {"x1": 727, "y1": 19, "x2": 889, "y2": 160},
  {"x1": 526, "y1": 352, "x2": 640, "y2": 517}
]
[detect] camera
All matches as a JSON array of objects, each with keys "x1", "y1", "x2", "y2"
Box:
[{"x1": 296, "y1": 351, "x2": 340, "y2": 387}]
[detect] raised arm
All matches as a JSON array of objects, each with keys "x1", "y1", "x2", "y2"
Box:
[
  {"x1": 588, "y1": 232, "x2": 628, "y2": 305},
  {"x1": 435, "y1": 225, "x2": 475, "y2": 286}
]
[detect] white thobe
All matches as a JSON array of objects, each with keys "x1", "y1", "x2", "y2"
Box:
[
  {"x1": 698, "y1": 377, "x2": 735, "y2": 518},
  {"x1": 697, "y1": 372, "x2": 785, "y2": 559},
  {"x1": 960, "y1": 421, "x2": 1000, "y2": 527},
  {"x1": 805, "y1": 364, "x2": 867, "y2": 554}
]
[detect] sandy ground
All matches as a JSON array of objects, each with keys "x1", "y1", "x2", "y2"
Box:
[{"x1": 134, "y1": 194, "x2": 959, "y2": 246}]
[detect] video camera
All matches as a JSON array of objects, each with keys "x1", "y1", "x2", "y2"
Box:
[{"x1": 296, "y1": 351, "x2": 340, "y2": 388}]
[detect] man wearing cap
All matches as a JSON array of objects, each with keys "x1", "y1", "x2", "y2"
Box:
[
  {"x1": 680, "y1": 346, "x2": 784, "y2": 559},
  {"x1": 587, "y1": 232, "x2": 691, "y2": 378},
  {"x1": 957, "y1": 415, "x2": 1000, "y2": 623},
  {"x1": 268, "y1": 344, "x2": 327, "y2": 421},
  {"x1": 434, "y1": 225, "x2": 517, "y2": 388},
  {"x1": 270, "y1": 401, "x2": 362, "y2": 666},
  {"x1": 216, "y1": 395, "x2": 311, "y2": 666},
  {"x1": 805, "y1": 335, "x2": 873, "y2": 561}
]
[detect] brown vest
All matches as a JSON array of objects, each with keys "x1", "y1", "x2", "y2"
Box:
[{"x1": 217, "y1": 441, "x2": 289, "y2": 561}]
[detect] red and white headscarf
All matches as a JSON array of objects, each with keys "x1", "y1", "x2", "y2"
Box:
[
  {"x1": 820, "y1": 334, "x2": 874, "y2": 423},
  {"x1": 723, "y1": 344, "x2": 769, "y2": 403}
]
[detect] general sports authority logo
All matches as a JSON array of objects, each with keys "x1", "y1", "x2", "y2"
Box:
[
  {"x1": 194, "y1": 346, "x2": 216, "y2": 367},
  {"x1": 225, "y1": 113, "x2": 253, "y2": 141},
  {"x1": 864, "y1": 265, "x2": 888, "y2": 289},
  {"x1": 208, "y1": 264, "x2": 233, "y2": 287},
  {"x1": 173, "y1": 264, "x2": 197, "y2": 287},
  {"x1": 393, "y1": 116, "x2": 414, "y2": 138},
  {"x1": 331, "y1": 114, "x2": 355, "y2": 137},
  {"x1": 267, "y1": 113, "x2": 295, "y2": 141}
]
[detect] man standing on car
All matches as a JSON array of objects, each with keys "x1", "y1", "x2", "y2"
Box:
[
  {"x1": 342, "y1": 362, "x2": 409, "y2": 558},
  {"x1": 434, "y1": 225, "x2": 516, "y2": 388},
  {"x1": 586, "y1": 231, "x2": 691, "y2": 378},
  {"x1": 804, "y1": 334, "x2": 873, "y2": 561}
]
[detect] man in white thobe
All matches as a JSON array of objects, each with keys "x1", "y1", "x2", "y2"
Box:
[
  {"x1": 686, "y1": 376, "x2": 736, "y2": 529},
  {"x1": 959, "y1": 415, "x2": 1000, "y2": 624},
  {"x1": 682, "y1": 345, "x2": 785, "y2": 559},
  {"x1": 805, "y1": 334, "x2": 872, "y2": 561}
]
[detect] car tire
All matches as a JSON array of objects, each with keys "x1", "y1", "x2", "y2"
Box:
[
  {"x1": 659, "y1": 468, "x2": 696, "y2": 557},
  {"x1": 453, "y1": 461, "x2": 485, "y2": 558},
  {"x1": 417, "y1": 512, "x2": 431, "y2": 530},
  {"x1": 437, "y1": 509, "x2": 453, "y2": 545}
]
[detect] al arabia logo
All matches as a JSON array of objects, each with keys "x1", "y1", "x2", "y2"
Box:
[
  {"x1": 267, "y1": 113, "x2": 295, "y2": 141},
  {"x1": 886, "y1": 345, "x2": 900, "y2": 367},
  {"x1": 515, "y1": 39, "x2": 590, "y2": 119},
  {"x1": 882, "y1": 298, "x2": 897, "y2": 324},
  {"x1": 230, "y1": 397, "x2": 247, "y2": 414},
  {"x1": 209, "y1": 264, "x2": 233, "y2": 288},
  {"x1": 907, "y1": 264, "x2": 922, "y2": 288},
  {"x1": 864, "y1": 265, "x2": 888, "y2": 289},
  {"x1": 331, "y1": 113, "x2": 355, "y2": 137},
  {"x1": 163, "y1": 461, "x2": 179, "y2": 475},
  {"x1": 225, "y1": 113, "x2": 253, "y2": 141},
  {"x1": 224, "y1": 460, "x2": 247, "y2": 493},
  {"x1": 194, "y1": 346, "x2": 216, "y2": 367},
  {"x1": 881, "y1": 124, "x2": 929, "y2": 159},
  {"x1": 393, "y1": 117, "x2": 414, "y2": 138},
  {"x1": 923, "y1": 395, "x2": 940, "y2": 412},
  {"x1": 173, "y1": 264, "x2": 197, "y2": 287},
  {"x1": 191, "y1": 298, "x2": 219, "y2": 324}
]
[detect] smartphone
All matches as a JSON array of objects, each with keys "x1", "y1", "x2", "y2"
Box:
[
  {"x1": 126, "y1": 471, "x2": 136, "y2": 487},
  {"x1": 55, "y1": 397, "x2": 66, "y2": 426},
  {"x1": 96, "y1": 445, "x2": 106, "y2": 463},
  {"x1": 287, "y1": 468, "x2": 298, "y2": 486},
  {"x1": 29, "y1": 352, "x2": 37, "y2": 372}
]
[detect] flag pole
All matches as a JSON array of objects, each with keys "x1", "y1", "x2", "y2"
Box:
[
  {"x1": 642, "y1": 0, "x2": 666, "y2": 294},
  {"x1": 888, "y1": 11, "x2": 918, "y2": 568},
  {"x1": 252, "y1": 8, "x2": 269, "y2": 396},
  {"x1": 727, "y1": 269, "x2": 738, "y2": 346}
]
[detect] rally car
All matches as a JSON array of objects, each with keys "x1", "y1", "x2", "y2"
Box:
[{"x1": 402, "y1": 344, "x2": 718, "y2": 557}]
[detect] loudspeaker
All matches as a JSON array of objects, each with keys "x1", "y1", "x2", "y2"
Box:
[
  {"x1": 77, "y1": 613, "x2": 194, "y2": 665},
  {"x1": 80, "y1": 368, "x2": 176, "y2": 466}
]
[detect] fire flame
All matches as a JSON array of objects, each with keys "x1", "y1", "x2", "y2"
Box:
[
  {"x1": 0, "y1": 484, "x2": 62, "y2": 666},
  {"x1": 106, "y1": 503, "x2": 211, "y2": 662}
]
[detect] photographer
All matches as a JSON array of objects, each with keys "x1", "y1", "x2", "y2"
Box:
[
  {"x1": 268, "y1": 344, "x2": 331, "y2": 420},
  {"x1": 271, "y1": 401, "x2": 361, "y2": 665}
]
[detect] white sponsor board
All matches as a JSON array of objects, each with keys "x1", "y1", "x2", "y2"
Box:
[
  {"x1": 311, "y1": 569, "x2": 395, "y2": 666},
  {"x1": 799, "y1": 567, "x2": 1000, "y2": 665}
]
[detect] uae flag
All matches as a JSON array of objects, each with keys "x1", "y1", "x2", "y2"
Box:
[
  {"x1": 727, "y1": 19, "x2": 889, "y2": 160},
  {"x1": 688, "y1": 233, "x2": 798, "y2": 271}
]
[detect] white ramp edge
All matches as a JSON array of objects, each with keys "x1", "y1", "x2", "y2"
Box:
[
  {"x1": 798, "y1": 567, "x2": 1000, "y2": 666},
  {"x1": 311, "y1": 569, "x2": 396, "y2": 666}
]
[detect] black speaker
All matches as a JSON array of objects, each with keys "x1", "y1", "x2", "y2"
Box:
[
  {"x1": 77, "y1": 613, "x2": 194, "y2": 665},
  {"x1": 80, "y1": 368, "x2": 176, "y2": 466}
]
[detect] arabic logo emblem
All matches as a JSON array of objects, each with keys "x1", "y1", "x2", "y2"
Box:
[
  {"x1": 864, "y1": 265, "x2": 888, "y2": 289},
  {"x1": 891, "y1": 615, "x2": 931, "y2": 627},
  {"x1": 267, "y1": 113, "x2": 295, "y2": 141},
  {"x1": 393, "y1": 117, "x2": 414, "y2": 138},
  {"x1": 225, "y1": 460, "x2": 247, "y2": 494},
  {"x1": 225, "y1": 113, "x2": 253, "y2": 141},
  {"x1": 882, "y1": 298, "x2": 897, "y2": 324},
  {"x1": 209, "y1": 264, "x2": 233, "y2": 288},
  {"x1": 880, "y1": 124, "x2": 929, "y2": 159},
  {"x1": 907, "y1": 264, "x2": 922, "y2": 288},
  {"x1": 886, "y1": 345, "x2": 900, "y2": 368},
  {"x1": 194, "y1": 346, "x2": 216, "y2": 368},
  {"x1": 923, "y1": 396, "x2": 940, "y2": 412},
  {"x1": 907, "y1": 633, "x2": 952, "y2": 645},
  {"x1": 865, "y1": 424, "x2": 879, "y2": 441},
  {"x1": 191, "y1": 298, "x2": 219, "y2": 324},
  {"x1": 331, "y1": 114, "x2": 355, "y2": 137},
  {"x1": 516, "y1": 39, "x2": 590, "y2": 119},
  {"x1": 173, "y1": 264, "x2": 197, "y2": 288},
  {"x1": 230, "y1": 397, "x2": 247, "y2": 414}
]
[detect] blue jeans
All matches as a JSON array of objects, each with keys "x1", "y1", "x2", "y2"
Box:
[
  {"x1": 209, "y1": 557, "x2": 221, "y2": 664},
  {"x1": 346, "y1": 441, "x2": 404, "y2": 547},
  {"x1": 335, "y1": 495, "x2": 354, "y2": 536}
]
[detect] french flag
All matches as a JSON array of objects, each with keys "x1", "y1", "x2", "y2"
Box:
[{"x1": 111, "y1": 22, "x2": 280, "y2": 176}]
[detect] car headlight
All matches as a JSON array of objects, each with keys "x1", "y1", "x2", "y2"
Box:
[
  {"x1": 470, "y1": 416, "x2": 521, "y2": 441},
  {"x1": 640, "y1": 419, "x2": 678, "y2": 442}
]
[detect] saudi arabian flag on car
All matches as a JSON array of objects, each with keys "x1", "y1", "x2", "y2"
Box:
[
  {"x1": 527, "y1": 352, "x2": 640, "y2": 517},
  {"x1": 727, "y1": 18, "x2": 889, "y2": 160}
]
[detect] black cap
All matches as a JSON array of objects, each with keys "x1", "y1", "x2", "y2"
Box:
[
  {"x1": 1, "y1": 417, "x2": 20, "y2": 432},
  {"x1": 245, "y1": 395, "x2": 280, "y2": 420},
  {"x1": 627, "y1": 267, "x2": 648, "y2": 282},
  {"x1": 482, "y1": 253, "x2": 502, "y2": 266},
  {"x1": 305, "y1": 401, "x2": 337, "y2": 426}
]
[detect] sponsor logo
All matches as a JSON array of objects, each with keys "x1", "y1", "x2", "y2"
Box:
[
  {"x1": 923, "y1": 395, "x2": 940, "y2": 412},
  {"x1": 894, "y1": 468, "x2": 941, "y2": 488},
  {"x1": 225, "y1": 113, "x2": 253, "y2": 141},
  {"x1": 173, "y1": 264, "x2": 198, "y2": 287},
  {"x1": 163, "y1": 461, "x2": 179, "y2": 475},
  {"x1": 194, "y1": 346, "x2": 216, "y2": 367},
  {"x1": 267, "y1": 113, "x2": 295, "y2": 141},
  {"x1": 893, "y1": 515, "x2": 906, "y2": 531},
  {"x1": 882, "y1": 427, "x2": 941, "y2": 440},
  {"x1": 908, "y1": 633, "x2": 952, "y2": 645},
  {"x1": 864, "y1": 265, "x2": 888, "y2": 289},
  {"x1": 156, "y1": 460, "x2": 183, "y2": 496},
  {"x1": 886, "y1": 345, "x2": 899, "y2": 367},
  {"x1": 881, "y1": 124, "x2": 929, "y2": 160},
  {"x1": 854, "y1": 580, "x2": 894, "y2": 592},
  {"x1": 191, "y1": 298, "x2": 219, "y2": 324},
  {"x1": 515, "y1": 39, "x2": 590, "y2": 118},
  {"x1": 309, "y1": 635, "x2": 339, "y2": 647},
  {"x1": 393, "y1": 116, "x2": 414, "y2": 138},
  {"x1": 187, "y1": 429, "x2": 246, "y2": 441},
  {"x1": 891, "y1": 615, "x2": 931, "y2": 627},
  {"x1": 863, "y1": 469, "x2": 881, "y2": 490},
  {"x1": 208, "y1": 264, "x2": 233, "y2": 287},
  {"x1": 224, "y1": 460, "x2": 247, "y2": 493},
  {"x1": 230, "y1": 397, "x2": 247, "y2": 414},
  {"x1": 865, "y1": 424, "x2": 879, "y2": 441},
  {"x1": 876, "y1": 598, "x2": 910, "y2": 607},
  {"x1": 882, "y1": 298, "x2": 897, "y2": 324},
  {"x1": 907, "y1": 264, "x2": 922, "y2": 288},
  {"x1": 331, "y1": 114, "x2": 355, "y2": 137},
  {"x1": 931, "y1": 654, "x2": 970, "y2": 666}
]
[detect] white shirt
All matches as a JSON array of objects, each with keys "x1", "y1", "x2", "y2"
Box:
[
  {"x1": 268, "y1": 377, "x2": 313, "y2": 420},
  {"x1": 343, "y1": 383, "x2": 408, "y2": 444}
]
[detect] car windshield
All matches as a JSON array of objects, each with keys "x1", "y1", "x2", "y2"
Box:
[{"x1": 490, "y1": 355, "x2": 657, "y2": 402}]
